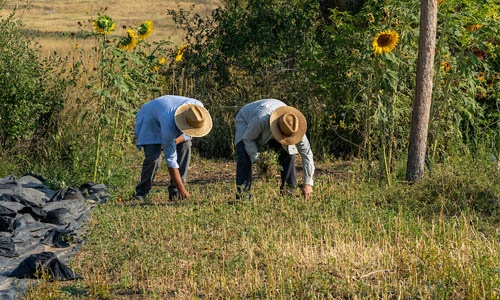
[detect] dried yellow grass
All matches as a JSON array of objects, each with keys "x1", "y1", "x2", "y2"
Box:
[{"x1": 2, "y1": 0, "x2": 220, "y2": 55}]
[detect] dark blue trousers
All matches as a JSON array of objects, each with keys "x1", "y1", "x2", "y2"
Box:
[
  {"x1": 135, "y1": 141, "x2": 191, "y2": 198},
  {"x1": 235, "y1": 140, "x2": 296, "y2": 197}
]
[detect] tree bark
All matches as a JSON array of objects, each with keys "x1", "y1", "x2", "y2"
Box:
[{"x1": 406, "y1": 0, "x2": 438, "y2": 182}]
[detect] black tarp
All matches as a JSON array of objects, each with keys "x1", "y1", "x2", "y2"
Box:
[{"x1": 0, "y1": 174, "x2": 108, "y2": 299}]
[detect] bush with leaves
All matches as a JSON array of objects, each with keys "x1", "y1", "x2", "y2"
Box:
[
  {"x1": 166, "y1": 0, "x2": 320, "y2": 158},
  {"x1": 167, "y1": 0, "x2": 500, "y2": 172},
  {"x1": 0, "y1": 8, "x2": 69, "y2": 151}
]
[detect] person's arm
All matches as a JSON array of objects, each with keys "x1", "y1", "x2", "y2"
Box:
[
  {"x1": 168, "y1": 167, "x2": 189, "y2": 198},
  {"x1": 134, "y1": 112, "x2": 144, "y2": 150},
  {"x1": 243, "y1": 116, "x2": 265, "y2": 163},
  {"x1": 175, "y1": 133, "x2": 192, "y2": 145},
  {"x1": 175, "y1": 134, "x2": 188, "y2": 145},
  {"x1": 296, "y1": 136, "x2": 315, "y2": 200},
  {"x1": 163, "y1": 139, "x2": 188, "y2": 197}
]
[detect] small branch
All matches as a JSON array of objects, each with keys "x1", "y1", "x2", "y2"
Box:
[{"x1": 356, "y1": 269, "x2": 393, "y2": 280}]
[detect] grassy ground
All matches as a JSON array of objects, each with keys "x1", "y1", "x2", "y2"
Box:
[{"x1": 20, "y1": 157, "x2": 500, "y2": 299}]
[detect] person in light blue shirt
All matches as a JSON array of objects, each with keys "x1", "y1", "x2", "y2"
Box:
[
  {"x1": 134, "y1": 95, "x2": 212, "y2": 201},
  {"x1": 234, "y1": 99, "x2": 315, "y2": 200}
]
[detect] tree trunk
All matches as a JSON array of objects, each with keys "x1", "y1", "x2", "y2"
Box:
[{"x1": 406, "y1": 0, "x2": 438, "y2": 182}]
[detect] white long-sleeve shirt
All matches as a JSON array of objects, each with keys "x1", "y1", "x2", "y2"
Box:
[{"x1": 234, "y1": 99, "x2": 315, "y2": 186}]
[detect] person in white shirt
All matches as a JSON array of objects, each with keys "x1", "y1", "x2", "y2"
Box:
[
  {"x1": 234, "y1": 99, "x2": 315, "y2": 200},
  {"x1": 134, "y1": 95, "x2": 212, "y2": 201}
]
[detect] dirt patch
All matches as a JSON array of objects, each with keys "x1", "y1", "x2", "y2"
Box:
[{"x1": 150, "y1": 158, "x2": 352, "y2": 188}]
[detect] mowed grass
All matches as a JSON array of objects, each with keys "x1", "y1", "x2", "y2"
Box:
[{"x1": 22, "y1": 158, "x2": 500, "y2": 299}]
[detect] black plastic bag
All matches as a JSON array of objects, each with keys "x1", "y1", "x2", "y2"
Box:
[
  {"x1": 9, "y1": 251, "x2": 80, "y2": 281},
  {"x1": 49, "y1": 187, "x2": 85, "y2": 202},
  {"x1": 0, "y1": 204, "x2": 16, "y2": 217},
  {"x1": 42, "y1": 208, "x2": 72, "y2": 225},
  {"x1": 0, "y1": 236, "x2": 17, "y2": 257},
  {"x1": 0, "y1": 215, "x2": 14, "y2": 232},
  {"x1": 41, "y1": 228, "x2": 76, "y2": 248}
]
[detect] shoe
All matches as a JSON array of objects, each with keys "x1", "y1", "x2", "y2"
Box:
[
  {"x1": 133, "y1": 194, "x2": 145, "y2": 201},
  {"x1": 236, "y1": 193, "x2": 252, "y2": 200},
  {"x1": 229, "y1": 191, "x2": 251, "y2": 204},
  {"x1": 168, "y1": 186, "x2": 179, "y2": 201},
  {"x1": 280, "y1": 185, "x2": 297, "y2": 197}
]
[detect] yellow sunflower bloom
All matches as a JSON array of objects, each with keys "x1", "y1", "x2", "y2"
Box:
[
  {"x1": 175, "y1": 44, "x2": 188, "y2": 62},
  {"x1": 118, "y1": 29, "x2": 138, "y2": 51},
  {"x1": 366, "y1": 13, "x2": 375, "y2": 24},
  {"x1": 440, "y1": 61, "x2": 451, "y2": 72},
  {"x1": 137, "y1": 21, "x2": 153, "y2": 40},
  {"x1": 478, "y1": 72, "x2": 485, "y2": 82},
  {"x1": 151, "y1": 65, "x2": 160, "y2": 73},
  {"x1": 93, "y1": 14, "x2": 115, "y2": 35},
  {"x1": 372, "y1": 30, "x2": 399, "y2": 55},
  {"x1": 158, "y1": 57, "x2": 166, "y2": 65},
  {"x1": 466, "y1": 24, "x2": 483, "y2": 32}
]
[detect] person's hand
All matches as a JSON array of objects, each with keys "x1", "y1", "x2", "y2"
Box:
[
  {"x1": 302, "y1": 184, "x2": 313, "y2": 200},
  {"x1": 174, "y1": 135, "x2": 185, "y2": 145},
  {"x1": 178, "y1": 187, "x2": 189, "y2": 199}
]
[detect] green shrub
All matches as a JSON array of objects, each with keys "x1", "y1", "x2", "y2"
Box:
[
  {"x1": 167, "y1": 0, "x2": 500, "y2": 167},
  {"x1": 383, "y1": 156, "x2": 500, "y2": 222},
  {"x1": 0, "y1": 9, "x2": 68, "y2": 150}
]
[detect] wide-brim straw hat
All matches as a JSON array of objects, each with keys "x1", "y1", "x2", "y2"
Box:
[
  {"x1": 175, "y1": 103, "x2": 213, "y2": 137},
  {"x1": 269, "y1": 106, "x2": 307, "y2": 145}
]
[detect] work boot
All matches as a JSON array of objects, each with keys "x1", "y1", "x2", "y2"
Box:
[
  {"x1": 133, "y1": 194, "x2": 145, "y2": 201},
  {"x1": 233, "y1": 186, "x2": 251, "y2": 203},
  {"x1": 168, "y1": 186, "x2": 179, "y2": 201},
  {"x1": 280, "y1": 184, "x2": 297, "y2": 197}
]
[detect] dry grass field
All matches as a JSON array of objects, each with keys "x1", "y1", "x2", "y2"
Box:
[{"x1": 2, "y1": 0, "x2": 220, "y2": 55}]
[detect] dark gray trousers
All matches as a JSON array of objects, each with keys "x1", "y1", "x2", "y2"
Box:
[
  {"x1": 135, "y1": 141, "x2": 192, "y2": 198},
  {"x1": 235, "y1": 140, "x2": 296, "y2": 196}
]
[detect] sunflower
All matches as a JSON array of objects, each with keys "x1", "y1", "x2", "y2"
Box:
[
  {"x1": 150, "y1": 57, "x2": 166, "y2": 73},
  {"x1": 466, "y1": 24, "x2": 483, "y2": 32},
  {"x1": 175, "y1": 44, "x2": 188, "y2": 62},
  {"x1": 478, "y1": 72, "x2": 485, "y2": 82},
  {"x1": 366, "y1": 13, "x2": 375, "y2": 24},
  {"x1": 440, "y1": 61, "x2": 451, "y2": 72},
  {"x1": 372, "y1": 30, "x2": 399, "y2": 55},
  {"x1": 137, "y1": 21, "x2": 153, "y2": 40},
  {"x1": 150, "y1": 65, "x2": 160, "y2": 73},
  {"x1": 93, "y1": 14, "x2": 115, "y2": 35},
  {"x1": 118, "y1": 29, "x2": 138, "y2": 51}
]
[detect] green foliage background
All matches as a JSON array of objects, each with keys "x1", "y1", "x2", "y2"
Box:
[
  {"x1": 0, "y1": 0, "x2": 499, "y2": 187},
  {"x1": 172, "y1": 0, "x2": 500, "y2": 163},
  {"x1": 0, "y1": 11, "x2": 69, "y2": 150}
]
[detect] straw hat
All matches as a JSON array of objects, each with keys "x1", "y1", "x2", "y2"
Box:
[
  {"x1": 269, "y1": 106, "x2": 307, "y2": 145},
  {"x1": 175, "y1": 104, "x2": 213, "y2": 137}
]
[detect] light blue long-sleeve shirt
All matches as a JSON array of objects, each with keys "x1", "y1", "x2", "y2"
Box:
[
  {"x1": 135, "y1": 95, "x2": 202, "y2": 168},
  {"x1": 234, "y1": 99, "x2": 315, "y2": 186}
]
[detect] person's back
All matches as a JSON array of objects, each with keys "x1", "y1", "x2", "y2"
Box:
[
  {"x1": 133, "y1": 95, "x2": 212, "y2": 201},
  {"x1": 233, "y1": 99, "x2": 315, "y2": 201}
]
